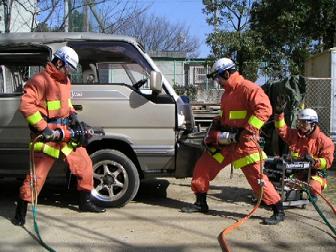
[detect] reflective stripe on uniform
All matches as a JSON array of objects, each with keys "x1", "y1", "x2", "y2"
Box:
[
  {"x1": 213, "y1": 153, "x2": 224, "y2": 163},
  {"x1": 26, "y1": 111, "x2": 43, "y2": 125},
  {"x1": 275, "y1": 118, "x2": 286, "y2": 128},
  {"x1": 31, "y1": 142, "x2": 60, "y2": 158},
  {"x1": 219, "y1": 110, "x2": 223, "y2": 117},
  {"x1": 208, "y1": 147, "x2": 225, "y2": 163},
  {"x1": 42, "y1": 144, "x2": 60, "y2": 158},
  {"x1": 47, "y1": 100, "x2": 61, "y2": 111},
  {"x1": 61, "y1": 144, "x2": 73, "y2": 156},
  {"x1": 291, "y1": 152, "x2": 299, "y2": 158},
  {"x1": 248, "y1": 115, "x2": 264, "y2": 129},
  {"x1": 233, "y1": 151, "x2": 267, "y2": 169},
  {"x1": 68, "y1": 99, "x2": 73, "y2": 108},
  {"x1": 30, "y1": 142, "x2": 44, "y2": 151},
  {"x1": 229, "y1": 110, "x2": 247, "y2": 120},
  {"x1": 318, "y1": 158, "x2": 327, "y2": 169},
  {"x1": 311, "y1": 175, "x2": 327, "y2": 189}
]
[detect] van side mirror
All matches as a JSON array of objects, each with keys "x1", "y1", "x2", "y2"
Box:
[{"x1": 150, "y1": 71, "x2": 162, "y2": 93}]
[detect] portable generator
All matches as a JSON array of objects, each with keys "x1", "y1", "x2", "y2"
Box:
[{"x1": 263, "y1": 157, "x2": 312, "y2": 208}]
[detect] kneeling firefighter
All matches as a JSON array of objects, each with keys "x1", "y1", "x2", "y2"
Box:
[
  {"x1": 12, "y1": 46, "x2": 105, "y2": 226},
  {"x1": 274, "y1": 98, "x2": 334, "y2": 198},
  {"x1": 181, "y1": 58, "x2": 285, "y2": 225}
]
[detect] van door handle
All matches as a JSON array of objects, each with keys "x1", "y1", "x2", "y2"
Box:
[{"x1": 73, "y1": 104, "x2": 83, "y2": 111}]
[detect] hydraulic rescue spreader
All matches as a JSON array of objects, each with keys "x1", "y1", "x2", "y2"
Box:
[{"x1": 45, "y1": 120, "x2": 105, "y2": 146}]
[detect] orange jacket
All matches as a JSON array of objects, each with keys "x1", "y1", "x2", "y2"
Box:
[
  {"x1": 275, "y1": 113, "x2": 334, "y2": 170},
  {"x1": 218, "y1": 72, "x2": 272, "y2": 151},
  {"x1": 20, "y1": 62, "x2": 74, "y2": 132},
  {"x1": 219, "y1": 72, "x2": 272, "y2": 133}
]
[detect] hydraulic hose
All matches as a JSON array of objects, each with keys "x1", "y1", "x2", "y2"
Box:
[
  {"x1": 286, "y1": 178, "x2": 336, "y2": 236},
  {"x1": 30, "y1": 135, "x2": 57, "y2": 252},
  {"x1": 218, "y1": 136, "x2": 265, "y2": 252}
]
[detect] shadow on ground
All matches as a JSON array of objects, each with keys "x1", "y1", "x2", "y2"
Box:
[{"x1": 134, "y1": 178, "x2": 266, "y2": 220}]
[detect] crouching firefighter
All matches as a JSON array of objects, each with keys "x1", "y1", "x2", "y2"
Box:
[
  {"x1": 181, "y1": 58, "x2": 285, "y2": 225},
  {"x1": 274, "y1": 98, "x2": 334, "y2": 199},
  {"x1": 12, "y1": 46, "x2": 105, "y2": 226}
]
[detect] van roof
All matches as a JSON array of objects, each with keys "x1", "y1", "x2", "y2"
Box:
[{"x1": 0, "y1": 32, "x2": 142, "y2": 48}]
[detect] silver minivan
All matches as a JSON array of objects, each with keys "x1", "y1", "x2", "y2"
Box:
[{"x1": 0, "y1": 32, "x2": 202, "y2": 207}]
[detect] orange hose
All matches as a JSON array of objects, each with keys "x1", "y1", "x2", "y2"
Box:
[
  {"x1": 316, "y1": 191, "x2": 336, "y2": 215},
  {"x1": 218, "y1": 137, "x2": 264, "y2": 252},
  {"x1": 288, "y1": 178, "x2": 336, "y2": 215}
]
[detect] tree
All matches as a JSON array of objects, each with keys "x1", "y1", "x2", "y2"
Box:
[
  {"x1": 32, "y1": 0, "x2": 149, "y2": 33},
  {"x1": 118, "y1": 12, "x2": 200, "y2": 57},
  {"x1": 0, "y1": 0, "x2": 38, "y2": 32},
  {"x1": 203, "y1": 0, "x2": 263, "y2": 81},
  {"x1": 250, "y1": 0, "x2": 336, "y2": 79}
]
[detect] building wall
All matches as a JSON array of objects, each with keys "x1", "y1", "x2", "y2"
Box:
[
  {"x1": 150, "y1": 52, "x2": 211, "y2": 88},
  {"x1": 304, "y1": 48, "x2": 335, "y2": 78},
  {"x1": 154, "y1": 59, "x2": 185, "y2": 86}
]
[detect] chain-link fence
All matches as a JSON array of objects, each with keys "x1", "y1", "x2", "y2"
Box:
[
  {"x1": 191, "y1": 88, "x2": 224, "y2": 104},
  {"x1": 304, "y1": 78, "x2": 333, "y2": 136}
]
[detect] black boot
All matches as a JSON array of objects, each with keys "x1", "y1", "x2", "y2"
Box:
[
  {"x1": 12, "y1": 199, "x2": 28, "y2": 226},
  {"x1": 181, "y1": 193, "x2": 209, "y2": 213},
  {"x1": 79, "y1": 191, "x2": 106, "y2": 213},
  {"x1": 263, "y1": 201, "x2": 285, "y2": 225}
]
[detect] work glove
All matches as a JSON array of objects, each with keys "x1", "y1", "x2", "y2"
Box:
[
  {"x1": 204, "y1": 130, "x2": 220, "y2": 146},
  {"x1": 69, "y1": 112, "x2": 80, "y2": 126},
  {"x1": 205, "y1": 130, "x2": 238, "y2": 146},
  {"x1": 41, "y1": 127, "x2": 61, "y2": 142},
  {"x1": 209, "y1": 116, "x2": 222, "y2": 131},
  {"x1": 238, "y1": 129, "x2": 254, "y2": 143},
  {"x1": 274, "y1": 95, "x2": 287, "y2": 114},
  {"x1": 304, "y1": 153, "x2": 317, "y2": 166}
]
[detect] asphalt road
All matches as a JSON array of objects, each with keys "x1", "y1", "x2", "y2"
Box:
[{"x1": 0, "y1": 168, "x2": 335, "y2": 252}]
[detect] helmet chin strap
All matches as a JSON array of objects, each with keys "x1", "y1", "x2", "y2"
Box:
[{"x1": 298, "y1": 123, "x2": 316, "y2": 136}]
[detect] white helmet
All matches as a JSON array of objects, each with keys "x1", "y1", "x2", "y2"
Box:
[
  {"x1": 207, "y1": 58, "x2": 236, "y2": 79},
  {"x1": 297, "y1": 108, "x2": 318, "y2": 123},
  {"x1": 54, "y1": 46, "x2": 79, "y2": 70}
]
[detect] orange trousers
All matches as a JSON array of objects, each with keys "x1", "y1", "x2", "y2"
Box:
[
  {"x1": 191, "y1": 150, "x2": 281, "y2": 206},
  {"x1": 309, "y1": 178, "x2": 327, "y2": 196},
  {"x1": 20, "y1": 147, "x2": 93, "y2": 202}
]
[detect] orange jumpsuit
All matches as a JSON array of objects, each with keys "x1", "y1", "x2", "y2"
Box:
[
  {"x1": 192, "y1": 72, "x2": 281, "y2": 205},
  {"x1": 275, "y1": 113, "x2": 334, "y2": 195},
  {"x1": 19, "y1": 63, "x2": 93, "y2": 202}
]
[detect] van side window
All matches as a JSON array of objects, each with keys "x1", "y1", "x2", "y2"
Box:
[
  {"x1": 0, "y1": 65, "x2": 24, "y2": 94},
  {"x1": 0, "y1": 47, "x2": 48, "y2": 95},
  {"x1": 68, "y1": 41, "x2": 159, "y2": 91}
]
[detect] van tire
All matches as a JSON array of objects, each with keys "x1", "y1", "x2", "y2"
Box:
[{"x1": 90, "y1": 149, "x2": 140, "y2": 207}]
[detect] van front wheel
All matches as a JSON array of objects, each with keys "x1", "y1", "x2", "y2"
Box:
[{"x1": 90, "y1": 149, "x2": 140, "y2": 207}]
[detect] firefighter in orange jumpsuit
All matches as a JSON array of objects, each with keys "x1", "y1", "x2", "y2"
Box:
[
  {"x1": 274, "y1": 102, "x2": 334, "y2": 198},
  {"x1": 12, "y1": 46, "x2": 105, "y2": 226},
  {"x1": 182, "y1": 58, "x2": 284, "y2": 225}
]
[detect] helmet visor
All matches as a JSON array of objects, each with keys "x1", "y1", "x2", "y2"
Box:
[
  {"x1": 64, "y1": 62, "x2": 77, "y2": 73},
  {"x1": 297, "y1": 119, "x2": 311, "y2": 126},
  {"x1": 206, "y1": 70, "x2": 219, "y2": 80}
]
